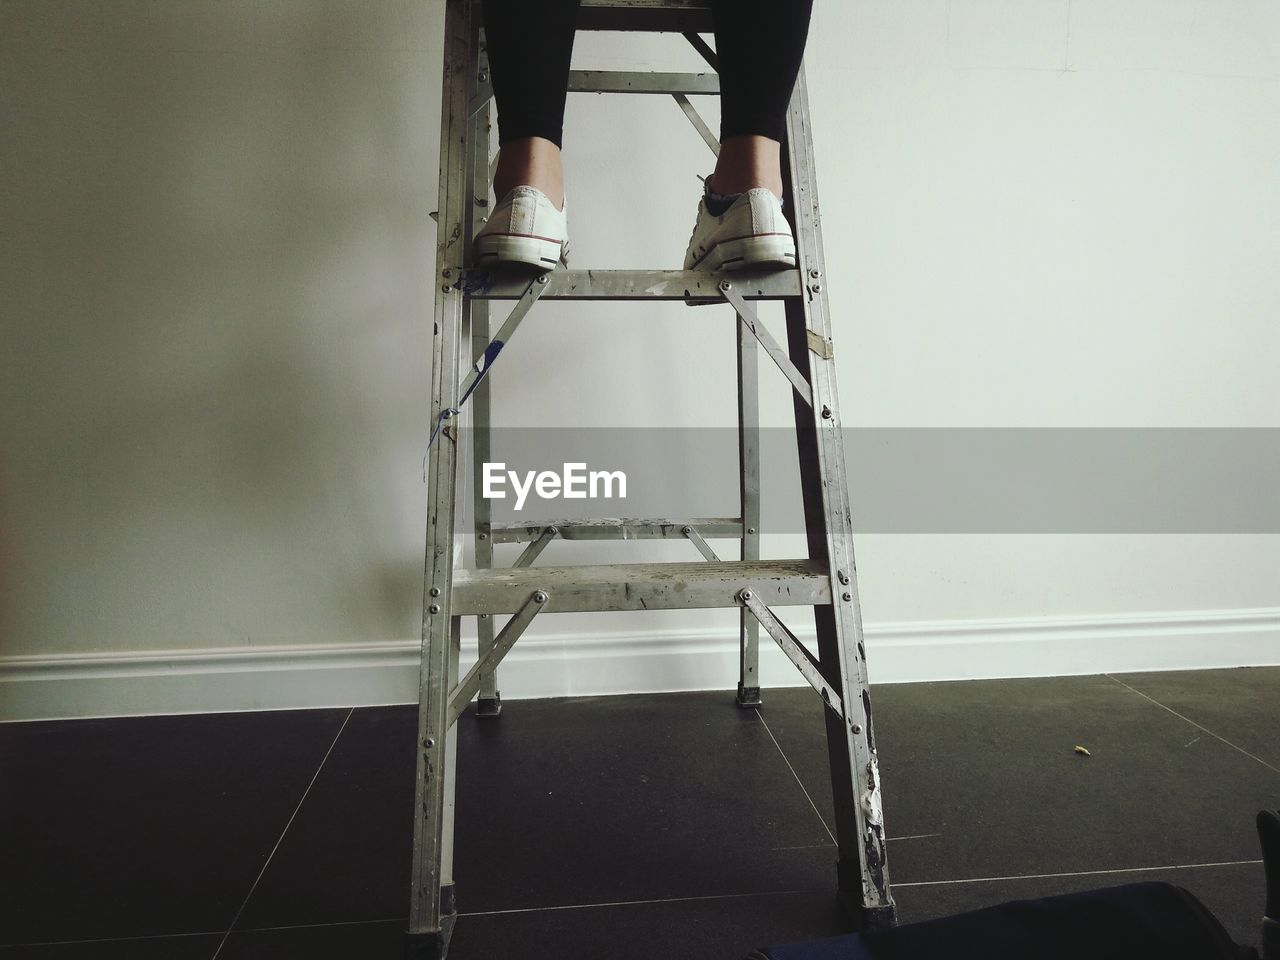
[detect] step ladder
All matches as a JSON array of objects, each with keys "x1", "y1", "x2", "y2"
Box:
[{"x1": 408, "y1": 1, "x2": 896, "y2": 955}]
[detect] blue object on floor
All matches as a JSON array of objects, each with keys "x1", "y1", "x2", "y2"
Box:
[{"x1": 752, "y1": 883, "x2": 1252, "y2": 960}]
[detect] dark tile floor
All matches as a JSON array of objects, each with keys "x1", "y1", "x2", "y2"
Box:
[{"x1": 1, "y1": 667, "x2": 1275, "y2": 958}]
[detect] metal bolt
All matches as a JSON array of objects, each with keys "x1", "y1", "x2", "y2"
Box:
[
  {"x1": 441, "y1": 283, "x2": 452, "y2": 292},
  {"x1": 747, "y1": 527, "x2": 756, "y2": 535},
  {"x1": 838, "y1": 570, "x2": 850, "y2": 585},
  {"x1": 533, "y1": 591, "x2": 548, "y2": 603},
  {"x1": 428, "y1": 603, "x2": 441, "y2": 614},
  {"x1": 809, "y1": 268, "x2": 821, "y2": 279},
  {"x1": 719, "y1": 279, "x2": 732, "y2": 292},
  {"x1": 681, "y1": 525, "x2": 692, "y2": 535},
  {"x1": 821, "y1": 405, "x2": 832, "y2": 419},
  {"x1": 740, "y1": 589, "x2": 753, "y2": 602},
  {"x1": 536, "y1": 274, "x2": 549, "y2": 284},
  {"x1": 429, "y1": 587, "x2": 441, "y2": 597},
  {"x1": 812, "y1": 282, "x2": 822, "y2": 292},
  {"x1": 480, "y1": 612, "x2": 489, "y2": 619},
  {"x1": 479, "y1": 533, "x2": 488, "y2": 541},
  {"x1": 424, "y1": 737, "x2": 436, "y2": 748},
  {"x1": 478, "y1": 70, "x2": 488, "y2": 82},
  {"x1": 842, "y1": 592, "x2": 853, "y2": 602},
  {"x1": 442, "y1": 268, "x2": 453, "y2": 279},
  {"x1": 851, "y1": 723, "x2": 862, "y2": 735}
]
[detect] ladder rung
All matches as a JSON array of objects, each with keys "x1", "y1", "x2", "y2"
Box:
[
  {"x1": 578, "y1": 0, "x2": 712, "y2": 33},
  {"x1": 568, "y1": 70, "x2": 719, "y2": 95},
  {"x1": 488, "y1": 518, "x2": 743, "y2": 543},
  {"x1": 458, "y1": 269, "x2": 800, "y2": 301},
  {"x1": 451, "y1": 559, "x2": 830, "y2": 615}
]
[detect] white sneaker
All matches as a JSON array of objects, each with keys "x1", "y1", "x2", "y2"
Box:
[
  {"x1": 474, "y1": 185, "x2": 570, "y2": 270},
  {"x1": 683, "y1": 179, "x2": 797, "y2": 272}
]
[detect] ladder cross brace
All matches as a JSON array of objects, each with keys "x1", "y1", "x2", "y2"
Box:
[{"x1": 448, "y1": 589, "x2": 547, "y2": 725}]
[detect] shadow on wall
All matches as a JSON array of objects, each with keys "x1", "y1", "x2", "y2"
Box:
[{"x1": 0, "y1": 1, "x2": 443, "y2": 655}]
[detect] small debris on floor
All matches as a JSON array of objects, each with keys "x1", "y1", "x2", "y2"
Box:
[{"x1": 1074, "y1": 745, "x2": 1092, "y2": 757}]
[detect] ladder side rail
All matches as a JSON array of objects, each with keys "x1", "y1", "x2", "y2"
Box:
[
  {"x1": 737, "y1": 318, "x2": 762, "y2": 706},
  {"x1": 408, "y1": 0, "x2": 473, "y2": 951},
  {"x1": 470, "y1": 40, "x2": 501, "y2": 718},
  {"x1": 781, "y1": 63, "x2": 896, "y2": 926}
]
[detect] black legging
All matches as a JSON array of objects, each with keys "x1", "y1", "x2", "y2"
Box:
[{"x1": 480, "y1": 0, "x2": 815, "y2": 149}]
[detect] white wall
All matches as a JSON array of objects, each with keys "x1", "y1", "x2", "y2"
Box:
[{"x1": 1, "y1": 1, "x2": 1277, "y2": 719}]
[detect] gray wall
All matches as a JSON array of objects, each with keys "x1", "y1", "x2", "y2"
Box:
[{"x1": 1, "y1": 1, "x2": 1277, "y2": 710}]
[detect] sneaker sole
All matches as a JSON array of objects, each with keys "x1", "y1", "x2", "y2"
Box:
[
  {"x1": 475, "y1": 234, "x2": 563, "y2": 270},
  {"x1": 693, "y1": 234, "x2": 797, "y2": 272}
]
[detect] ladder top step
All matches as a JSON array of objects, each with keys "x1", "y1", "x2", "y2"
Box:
[
  {"x1": 451, "y1": 559, "x2": 830, "y2": 615},
  {"x1": 489, "y1": 517, "x2": 742, "y2": 543},
  {"x1": 456, "y1": 268, "x2": 801, "y2": 301},
  {"x1": 568, "y1": 70, "x2": 719, "y2": 95},
  {"x1": 577, "y1": 0, "x2": 712, "y2": 32}
]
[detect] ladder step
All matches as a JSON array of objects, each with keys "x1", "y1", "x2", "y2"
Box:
[
  {"x1": 568, "y1": 70, "x2": 719, "y2": 95},
  {"x1": 578, "y1": 0, "x2": 712, "y2": 33},
  {"x1": 489, "y1": 518, "x2": 742, "y2": 544},
  {"x1": 458, "y1": 268, "x2": 800, "y2": 301},
  {"x1": 452, "y1": 559, "x2": 829, "y2": 615}
]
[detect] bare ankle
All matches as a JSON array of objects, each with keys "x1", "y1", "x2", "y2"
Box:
[
  {"x1": 710, "y1": 135, "x2": 784, "y2": 199},
  {"x1": 493, "y1": 136, "x2": 565, "y2": 210}
]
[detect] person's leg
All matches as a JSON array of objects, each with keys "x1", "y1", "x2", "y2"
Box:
[
  {"x1": 481, "y1": 0, "x2": 581, "y2": 209},
  {"x1": 708, "y1": 0, "x2": 815, "y2": 200}
]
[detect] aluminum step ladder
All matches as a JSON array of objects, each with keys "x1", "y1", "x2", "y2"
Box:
[{"x1": 408, "y1": 1, "x2": 896, "y2": 955}]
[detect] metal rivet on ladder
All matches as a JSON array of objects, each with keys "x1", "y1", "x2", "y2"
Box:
[
  {"x1": 430, "y1": 587, "x2": 441, "y2": 597},
  {"x1": 479, "y1": 533, "x2": 488, "y2": 540},
  {"x1": 821, "y1": 405, "x2": 833, "y2": 419},
  {"x1": 424, "y1": 737, "x2": 435, "y2": 748},
  {"x1": 441, "y1": 283, "x2": 452, "y2": 292},
  {"x1": 719, "y1": 279, "x2": 732, "y2": 292},
  {"x1": 838, "y1": 571, "x2": 850, "y2": 585},
  {"x1": 842, "y1": 592, "x2": 853, "y2": 602},
  {"x1": 533, "y1": 591, "x2": 548, "y2": 603},
  {"x1": 428, "y1": 603, "x2": 441, "y2": 614},
  {"x1": 739, "y1": 589, "x2": 753, "y2": 602},
  {"x1": 747, "y1": 527, "x2": 756, "y2": 535},
  {"x1": 478, "y1": 70, "x2": 488, "y2": 82},
  {"x1": 442, "y1": 268, "x2": 453, "y2": 279},
  {"x1": 851, "y1": 724, "x2": 862, "y2": 735},
  {"x1": 812, "y1": 283, "x2": 822, "y2": 292},
  {"x1": 810, "y1": 268, "x2": 821, "y2": 279},
  {"x1": 536, "y1": 274, "x2": 549, "y2": 284}
]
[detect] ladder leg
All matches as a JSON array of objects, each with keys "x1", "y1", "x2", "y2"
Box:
[
  {"x1": 470, "y1": 83, "x2": 501, "y2": 719},
  {"x1": 781, "y1": 64, "x2": 896, "y2": 930},
  {"x1": 408, "y1": 0, "x2": 471, "y2": 956},
  {"x1": 736, "y1": 317, "x2": 762, "y2": 708},
  {"x1": 440, "y1": 615, "x2": 461, "y2": 909}
]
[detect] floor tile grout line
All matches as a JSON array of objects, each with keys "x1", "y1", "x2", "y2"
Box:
[
  {"x1": 895, "y1": 858, "x2": 1264, "y2": 889},
  {"x1": 770, "y1": 833, "x2": 941, "y2": 852},
  {"x1": 4, "y1": 931, "x2": 224, "y2": 949},
  {"x1": 754, "y1": 710, "x2": 837, "y2": 845},
  {"x1": 1105, "y1": 674, "x2": 1280, "y2": 775},
  {"x1": 209, "y1": 706, "x2": 355, "y2": 960},
  {"x1": 9, "y1": 858, "x2": 1262, "y2": 947},
  {"x1": 458, "y1": 888, "x2": 817, "y2": 918}
]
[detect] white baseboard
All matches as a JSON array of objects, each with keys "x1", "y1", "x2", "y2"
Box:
[{"x1": 2, "y1": 607, "x2": 1277, "y2": 722}]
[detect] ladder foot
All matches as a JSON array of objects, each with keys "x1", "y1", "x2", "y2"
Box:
[
  {"x1": 405, "y1": 885, "x2": 457, "y2": 959},
  {"x1": 475, "y1": 694, "x2": 503, "y2": 718},
  {"x1": 404, "y1": 919, "x2": 455, "y2": 960},
  {"x1": 736, "y1": 684, "x2": 763, "y2": 708},
  {"x1": 837, "y1": 892, "x2": 897, "y2": 932}
]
